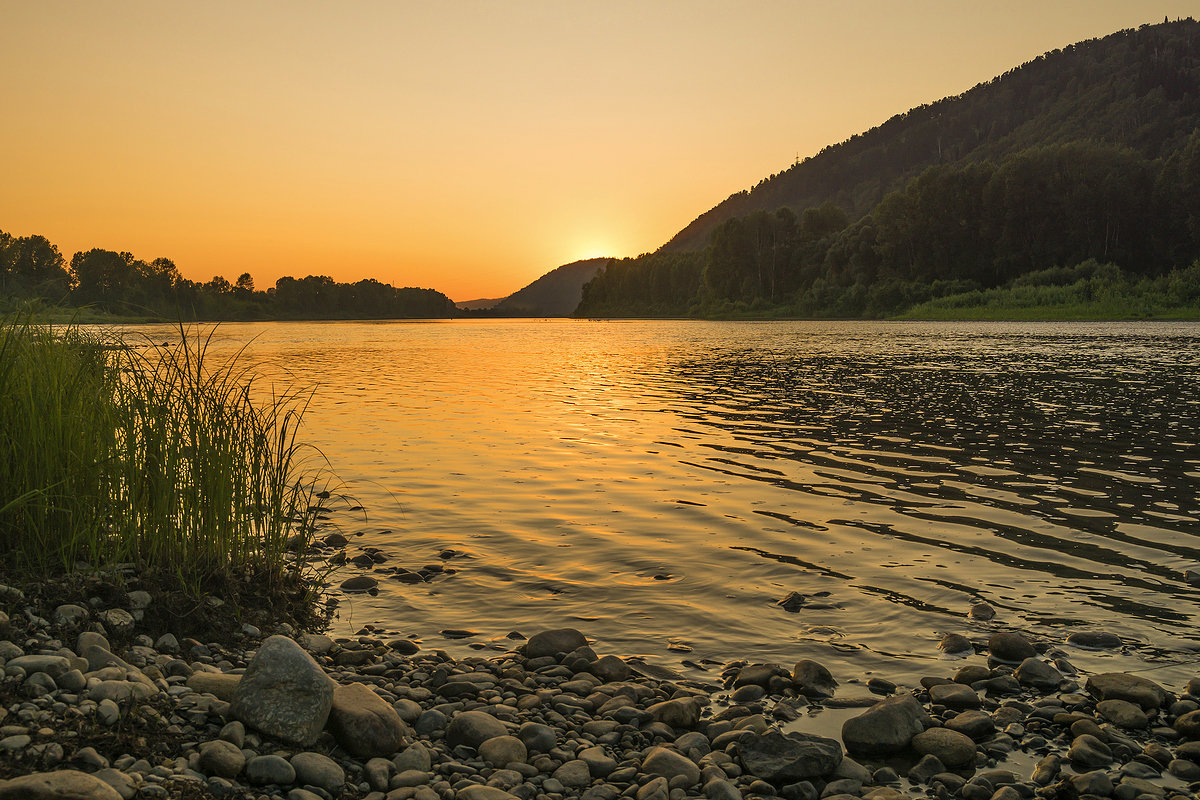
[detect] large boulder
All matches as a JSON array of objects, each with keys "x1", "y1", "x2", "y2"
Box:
[
  {"x1": 841, "y1": 694, "x2": 929, "y2": 756},
  {"x1": 328, "y1": 681, "x2": 409, "y2": 757},
  {"x1": 0, "y1": 770, "x2": 122, "y2": 799},
  {"x1": 525, "y1": 628, "x2": 588, "y2": 659},
  {"x1": 1085, "y1": 673, "x2": 1171, "y2": 710},
  {"x1": 739, "y1": 730, "x2": 843, "y2": 782},
  {"x1": 230, "y1": 635, "x2": 334, "y2": 747}
]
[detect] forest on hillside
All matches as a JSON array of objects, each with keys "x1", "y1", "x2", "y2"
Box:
[
  {"x1": 0, "y1": 234, "x2": 456, "y2": 320},
  {"x1": 578, "y1": 20, "x2": 1200, "y2": 320}
]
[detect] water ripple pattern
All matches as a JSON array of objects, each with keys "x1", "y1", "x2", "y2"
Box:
[{"x1": 123, "y1": 320, "x2": 1200, "y2": 685}]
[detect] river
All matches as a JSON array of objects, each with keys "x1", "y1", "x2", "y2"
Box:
[{"x1": 125, "y1": 319, "x2": 1200, "y2": 690}]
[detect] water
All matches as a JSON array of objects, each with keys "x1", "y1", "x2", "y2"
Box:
[{"x1": 124, "y1": 319, "x2": 1200, "y2": 690}]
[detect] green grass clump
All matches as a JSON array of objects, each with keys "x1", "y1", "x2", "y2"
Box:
[{"x1": 0, "y1": 315, "x2": 328, "y2": 599}]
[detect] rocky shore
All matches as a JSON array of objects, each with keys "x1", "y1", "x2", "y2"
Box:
[{"x1": 1, "y1": 585, "x2": 1199, "y2": 800}]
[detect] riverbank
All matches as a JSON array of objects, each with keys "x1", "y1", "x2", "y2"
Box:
[{"x1": 1, "y1": 570, "x2": 1198, "y2": 800}]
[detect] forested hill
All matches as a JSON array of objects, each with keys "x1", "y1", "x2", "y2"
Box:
[
  {"x1": 493, "y1": 258, "x2": 607, "y2": 316},
  {"x1": 661, "y1": 18, "x2": 1200, "y2": 254},
  {"x1": 577, "y1": 18, "x2": 1200, "y2": 320}
]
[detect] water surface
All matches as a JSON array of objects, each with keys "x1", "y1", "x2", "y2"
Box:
[{"x1": 128, "y1": 319, "x2": 1200, "y2": 688}]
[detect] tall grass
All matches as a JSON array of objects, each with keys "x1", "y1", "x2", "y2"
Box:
[{"x1": 0, "y1": 315, "x2": 327, "y2": 596}]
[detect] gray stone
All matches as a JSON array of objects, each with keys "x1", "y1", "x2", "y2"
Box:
[
  {"x1": 738, "y1": 730, "x2": 843, "y2": 781},
  {"x1": 1013, "y1": 658, "x2": 1062, "y2": 691},
  {"x1": 704, "y1": 778, "x2": 742, "y2": 800},
  {"x1": 230, "y1": 635, "x2": 334, "y2": 747},
  {"x1": 647, "y1": 697, "x2": 702, "y2": 729},
  {"x1": 1097, "y1": 698, "x2": 1148, "y2": 729},
  {"x1": 328, "y1": 680, "x2": 408, "y2": 758},
  {"x1": 446, "y1": 709, "x2": 508, "y2": 749},
  {"x1": 734, "y1": 663, "x2": 789, "y2": 688},
  {"x1": 929, "y1": 682, "x2": 981, "y2": 709},
  {"x1": 841, "y1": 694, "x2": 928, "y2": 756},
  {"x1": 525, "y1": 628, "x2": 588, "y2": 658},
  {"x1": 907, "y1": 753, "x2": 945, "y2": 784},
  {"x1": 944, "y1": 710, "x2": 994, "y2": 741},
  {"x1": 590, "y1": 654, "x2": 630, "y2": 682},
  {"x1": 393, "y1": 742, "x2": 433, "y2": 772},
  {"x1": 1067, "y1": 734, "x2": 1112, "y2": 768},
  {"x1": 97, "y1": 699, "x2": 120, "y2": 726},
  {"x1": 517, "y1": 721, "x2": 556, "y2": 752},
  {"x1": 938, "y1": 634, "x2": 973, "y2": 654},
  {"x1": 792, "y1": 660, "x2": 838, "y2": 698},
  {"x1": 480, "y1": 735, "x2": 527, "y2": 767},
  {"x1": 579, "y1": 744, "x2": 618, "y2": 777},
  {"x1": 1174, "y1": 708, "x2": 1200, "y2": 738},
  {"x1": 56, "y1": 669, "x2": 86, "y2": 692},
  {"x1": 968, "y1": 603, "x2": 995, "y2": 620},
  {"x1": 198, "y1": 740, "x2": 245, "y2": 779},
  {"x1": 89, "y1": 680, "x2": 156, "y2": 704},
  {"x1": 458, "y1": 787, "x2": 520, "y2": 800},
  {"x1": 187, "y1": 671, "x2": 240, "y2": 700},
  {"x1": 1085, "y1": 672, "x2": 1170, "y2": 710},
  {"x1": 53, "y1": 604, "x2": 89, "y2": 627},
  {"x1": 1070, "y1": 770, "x2": 1113, "y2": 796},
  {"x1": 290, "y1": 751, "x2": 345, "y2": 794},
  {"x1": 553, "y1": 759, "x2": 592, "y2": 788},
  {"x1": 642, "y1": 746, "x2": 701, "y2": 786},
  {"x1": 91, "y1": 769, "x2": 136, "y2": 800},
  {"x1": 987, "y1": 632, "x2": 1037, "y2": 663},
  {"x1": 246, "y1": 754, "x2": 296, "y2": 785},
  {"x1": 7, "y1": 655, "x2": 71, "y2": 678},
  {"x1": 1065, "y1": 631, "x2": 1122, "y2": 649},
  {"x1": 911, "y1": 728, "x2": 976, "y2": 769},
  {"x1": 0, "y1": 770, "x2": 123, "y2": 799},
  {"x1": 98, "y1": 609, "x2": 134, "y2": 636}
]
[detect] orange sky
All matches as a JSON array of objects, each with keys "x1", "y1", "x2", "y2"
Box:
[{"x1": 1, "y1": 2, "x2": 1193, "y2": 301}]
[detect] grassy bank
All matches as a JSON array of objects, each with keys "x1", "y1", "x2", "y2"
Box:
[{"x1": 0, "y1": 315, "x2": 331, "y2": 628}]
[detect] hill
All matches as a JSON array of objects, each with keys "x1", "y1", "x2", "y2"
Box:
[
  {"x1": 660, "y1": 18, "x2": 1200, "y2": 254},
  {"x1": 578, "y1": 18, "x2": 1200, "y2": 320},
  {"x1": 482, "y1": 258, "x2": 608, "y2": 316}
]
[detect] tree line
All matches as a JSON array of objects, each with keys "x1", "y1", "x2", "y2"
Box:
[
  {"x1": 577, "y1": 135, "x2": 1200, "y2": 318},
  {"x1": 0, "y1": 235, "x2": 456, "y2": 320}
]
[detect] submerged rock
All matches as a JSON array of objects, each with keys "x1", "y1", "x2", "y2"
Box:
[
  {"x1": 1065, "y1": 631, "x2": 1123, "y2": 649},
  {"x1": 987, "y1": 631, "x2": 1037, "y2": 663}
]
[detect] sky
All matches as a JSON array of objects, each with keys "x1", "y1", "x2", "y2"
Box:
[{"x1": 1, "y1": 2, "x2": 1195, "y2": 301}]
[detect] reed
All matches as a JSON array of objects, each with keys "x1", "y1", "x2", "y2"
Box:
[{"x1": 0, "y1": 315, "x2": 328, "y2": 599}]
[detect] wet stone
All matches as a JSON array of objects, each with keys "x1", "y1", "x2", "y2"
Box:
[
  {"x1": 987, "y1": 632, "x2": 1037, "y2": 663},
  {"x1": 911, "y1": 728, "x2": 976, "y2": 769},
  {"x1": 929, "y1": 682, "x2": 982, "y2": 709},
  {"x1": 738, "y1": 731, "x2": 842, "y2": 782},
  {"x1": 1097, "y1": 698, "x2": 1149, "y2": 729},
  {"x1": 1065, "y1": 631, "x2": 1123, "y2": 649}
]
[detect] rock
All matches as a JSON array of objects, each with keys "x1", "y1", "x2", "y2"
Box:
[
  {"x1": 98, "y1": 609, "x2": 134, "y2": 636},
  {"x1": 1067, "y1": 734, "x2": 1113, "y2": 768},
  {"x1": 1175, "y1": 708, "x2": 1200, "y2": 738},
  {"x1": 393, "y1": 742, "x2": 432, "y2": 773},
  {"x1": 1065, "y1": 631, "x2": 1122, "y2": 649},
  {"x1": 553, "y1": 759, "x2": 592, "y2": 788},
  {"x1": 480, "y1": 735, "x2": 527, "y2": 767},
  {"x1": 1013, "y1": 658, "x2": 1062, "y2": 691},
  {"x1": 1070, "y1": 770, "x2": 1113, "y2": 796},
  {"x1": 987, "y1": 632, "x2": 1037, "y2": 663},
  {"x1": 245, "y1": 754, "x2": 296, "y2": 785},
  {"x1": 446, "y1": 709, "x2": 508, "y2": 749},
  {"x1": 187, "y1": 672, "x2": 241, "y2": 700},
  {"x1": 911, "y1": 728, "x2": 976, "y2": 769},
  {"x1": 525, "y1": 628, "x2": 588, "y2": 658},
  {"x1": 53, "y1": 604, "x2": 89, "y2": 627},
  {"x1": 647, "y1": 697, "x2": 702, "y2": 729},
  {"x1": 738, "y1": 730, "x2": 843, "y2": 782},
  {"x1": 0, "y1": 770, "x2": 123, "y2": 799},
  {"x1": 339, "y1": 575, "x2": 378, "y2": 592},
  {"x1": 945, "y1": 710, "x2": 995, "y2": 741},
  {"x1": 198, "y1": 740, "x2": 245, "y2": 779},
  {"x1": 230, "y1": 635, "x2": 334, "y2": 747},
  {"x1": 735, "y1": 663, "x2": 789, "y2": 688},
  {"x1": 928, "y1": 683, "x2": 981, "y2": 709},
  {"x1": 459, "y1": 787, "x2": 520, "y2": 800},
  {"x1": 89, "y1": 680, "x2": 156, "y2": 704},
  {"x1": 938, "y1": 634, "x2": 973, "y2": 654},
  {"x1": 290, "y1": 752, "x2": 345, "y2": 794},
  {"x1": 579, "y1": 745, "x2": 618, "y2": 777},
  {"x1": 590, "y1": 655, "x2": 630, "y2": 682},
  {"x1": 643, "y1": 746, "x2": 701, "y2": 786},
  {"x1": 91, "y1": 770, "x2": 135, "y2": 800},
  {"x1": 6, "y1": 655, "x2": 71, "y2": 678},
  {"x1": 1085, "y1": 672, "x2": 1171, "y2": 710},
  {"x1": 97, "y1": 699, "x2": 120, "y2": 726},
  {"x1": 1096, "y1": 698, "x2": 1148, "y2": 729},
  {"x1": 907, "y1": 754, "x2": 945, "y2": 784},
  {"x1": 841, "y1": 694, "x2": 929, "y2": 755},
  {"x1": 328, "y1": 681, "x2": 408, "y2": 758},
  {"x1": 517, "y1": 721, "x2": 556, "y2": 752},
  {"x1": 792, "y1": 660, "x2": 838, "y2": 698},
  {"x1": 968, "y1": 603, "x2": 995, "y2": 620}
]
